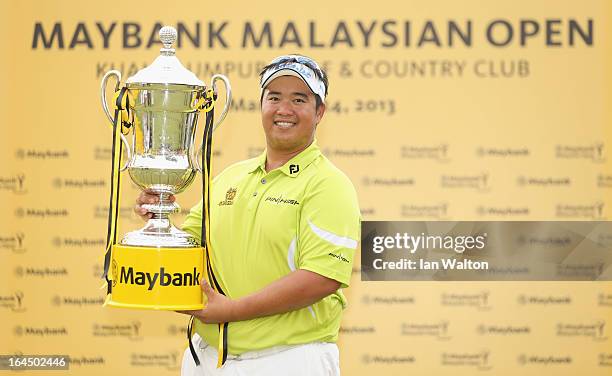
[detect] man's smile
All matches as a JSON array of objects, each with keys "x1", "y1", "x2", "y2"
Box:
[{"x1": 274, "y1": 120, "x2": 297, "y2": 129}]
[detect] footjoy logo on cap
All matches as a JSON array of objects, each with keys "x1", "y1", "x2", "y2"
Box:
[{"x1": 289, "y1": 164, "x2": 300, "y2": 174}]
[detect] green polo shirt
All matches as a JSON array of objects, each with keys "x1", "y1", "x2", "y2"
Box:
[{"x1": 181, "y1": 140, "x2": 360, "y2": 355}]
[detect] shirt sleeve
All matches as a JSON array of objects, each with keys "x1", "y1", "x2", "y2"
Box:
[
  {"x1": 181, "y1": 173, "x2": 224, "y2": 242},
  {"x1": 181, "y1": 199, "x2": 203, "y2": 243},
  {"x1": 297, "y1": 173, "x2": 361, "y2": 288}
]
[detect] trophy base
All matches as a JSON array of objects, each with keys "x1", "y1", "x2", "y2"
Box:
[
  {"x1": 106, "y1": 244, "x2": 205, "y2": 311},
  {"x1": 106, "y1": 300, "x2": 205, "y2": 311},
  {"x1": 121, "y1": 217, "x2": 199, "y2": 247}
]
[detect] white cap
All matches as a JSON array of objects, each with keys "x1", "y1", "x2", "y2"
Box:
[{"x1": 260, "y1": 56, "x2": 326, "y2": 102}]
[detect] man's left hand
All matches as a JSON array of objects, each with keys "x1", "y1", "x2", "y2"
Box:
[
  {"x1": 177, "y1": 269, "x2": 341, "y2": 323},
  {"x1": 177, "y1": 278, "x2": 236, "y2": 323}
]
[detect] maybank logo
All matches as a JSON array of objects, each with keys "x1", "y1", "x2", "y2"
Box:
[{"x1": 118, "y1": 267, "x2": 200, "y2": 290}]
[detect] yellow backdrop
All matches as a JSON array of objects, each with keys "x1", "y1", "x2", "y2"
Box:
[{"x1": 1, "y1": 0, "x2": 611, "y2": 375}]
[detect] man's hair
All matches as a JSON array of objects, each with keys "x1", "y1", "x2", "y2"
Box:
[{"x1": 259, "y1": 55, "x2": 329, "y2": 109}]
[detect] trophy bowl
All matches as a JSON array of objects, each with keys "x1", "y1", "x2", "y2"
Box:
[
  {"x1": 127, "y1": 83, "x2": 202, "y2": 196},
  {"x1": 122, "y1": 83, "x2": 204, "y2": 248}
]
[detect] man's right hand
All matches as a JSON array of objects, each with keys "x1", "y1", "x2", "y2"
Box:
[{"x1": 134, "y1": 190, "x2": 175, "y2": 220}]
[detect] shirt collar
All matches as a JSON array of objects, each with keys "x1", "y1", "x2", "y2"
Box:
[{"x1": 248, "y1": 140, "x2": 321, "y2": 177}]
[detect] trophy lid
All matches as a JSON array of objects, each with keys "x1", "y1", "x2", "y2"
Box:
[{"x1": 126, "y1": 26, "x2": 204, "y2": 87}]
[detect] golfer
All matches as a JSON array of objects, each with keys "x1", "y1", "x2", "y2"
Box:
[{"x1": 136, "y1": 54, "x2": 360, "y2": 375}]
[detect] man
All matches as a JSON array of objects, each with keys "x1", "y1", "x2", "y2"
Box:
[{"x1": 135, "y1": 55, "x2": 360, "y2": 375}]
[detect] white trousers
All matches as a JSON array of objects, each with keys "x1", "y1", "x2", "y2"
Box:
[{"x1": 181, "y1": 334, "x2": 340, "y2": 376}]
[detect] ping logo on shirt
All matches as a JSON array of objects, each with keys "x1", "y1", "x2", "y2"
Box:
[
  {"x1": 218, "y1": 187, "x2": 237, "y2": 206},
  {"x1": 289, "y1": 164, "x2": 300, "y2": 174},
  {"x1": 118, "y1": 266, "x2": 201, "y2": 290},
  {"x1": 264, "y1": 194, "x2": 300, "y2": 205}
]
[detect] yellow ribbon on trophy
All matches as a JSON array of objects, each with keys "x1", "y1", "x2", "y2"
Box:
[
  {"x1": 189, "y1": 88, "x2": 230, "y2": 368},
  {"x1": 101, "y1": 86, "x2": 133, "y2": 302},
  {"x1": 99, "y1": 86, "x2": 228, "y2": 368}
]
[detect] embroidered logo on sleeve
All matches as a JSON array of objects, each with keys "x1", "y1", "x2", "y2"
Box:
[{"x1": 328, "y1": 252, "x2": 350, "y2": 263}]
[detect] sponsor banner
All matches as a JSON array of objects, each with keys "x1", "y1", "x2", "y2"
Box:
[
  {"x1": 13, "y1": 326, "x2": 68, "y2": 337},
  {"x1": 362, "y1": 354, "x2": 416, "y2": 365},
  {"x1": 440, "y1": 351, "x2": 492, "y2": 370},
  {"x1": 556, "y1": 321, "x2": 608, "y2": 341},
  {"x1": 0, "y1": 233, "x2": 27, "y2": 253},
  {"x1": 0, "y1": 174, "x2": 27, "y2": 194},
  {"x1": 51, "y1": 295, "x2": 105, "y2": 308},
  {"x1": 2, "y1": 1, "x2": 612, "y2": 375},
  {"x1": 14, "y1": 149, "x2": 70, "y2": 160},
  {"x1": 129, "y1": 352, "x2": 180, "y2": 371},
  {"x1": 440, "y1": 292, "x2": 492, "y2": 311},
  {"x1": 401, "y1": 321, "x2": 451, "y2": 340},
  {"x1": 92, "y1": 322, "x2": 143, "y2": 341},
  {"x1": 0, "y1": 292, "x2": 27, "y2": 313},
  {"x1": 517, "y1": 354, "x2": 572, "y2": 366}
]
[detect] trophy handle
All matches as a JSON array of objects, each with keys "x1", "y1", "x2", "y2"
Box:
[
  {"x1": 101, "y1": 70, "x2": 131, "y2": 172},
  {"x1": 211, "y1": 74, "x2": 232, "y2": 131},
  {"x1": 194, "y1": 74, "x2": 232, "y2": 173}
]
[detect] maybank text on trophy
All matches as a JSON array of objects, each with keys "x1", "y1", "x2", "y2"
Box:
[{"x1": 99, "y1": 26, "x2": 231, "y2": 310}]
